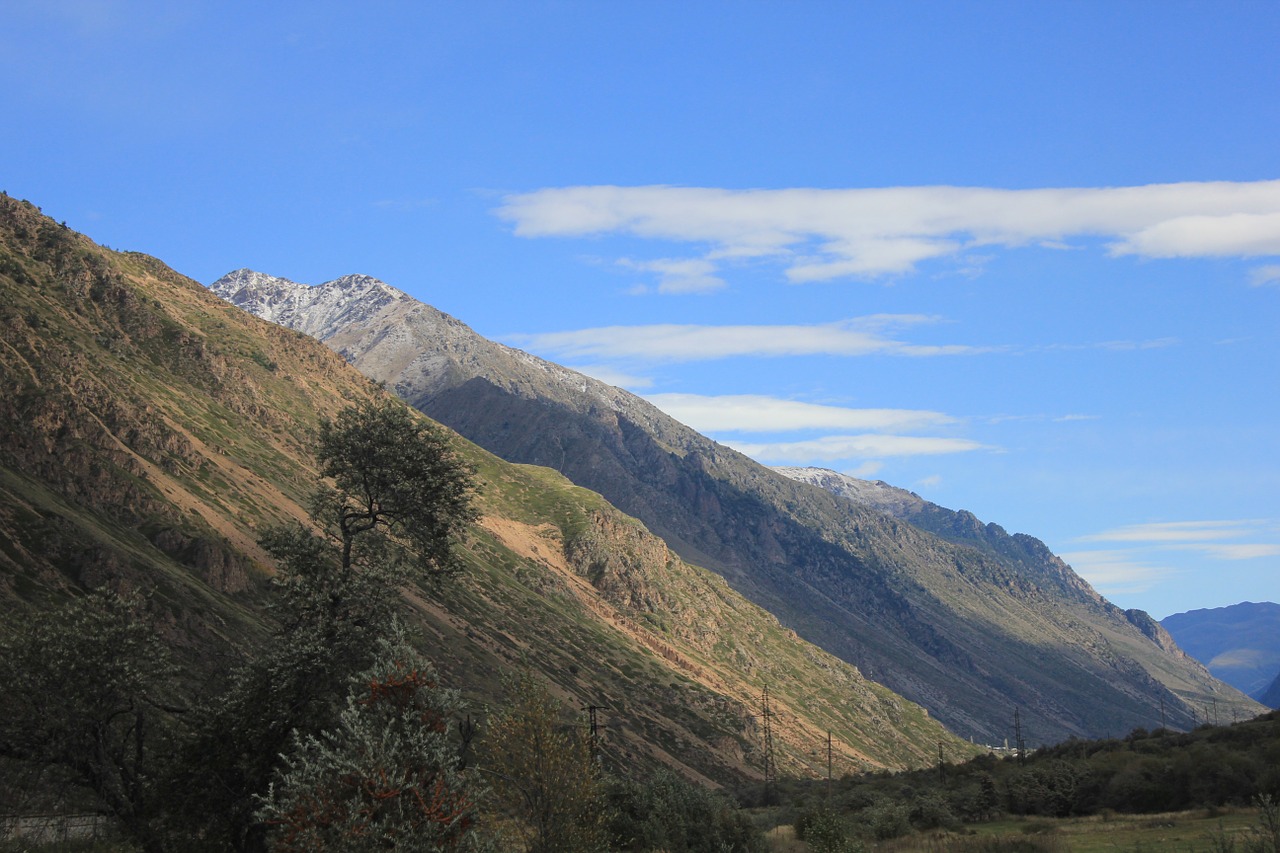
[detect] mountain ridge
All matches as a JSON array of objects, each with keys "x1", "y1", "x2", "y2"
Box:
[
  {"x1": 1161, "y1": 601, "x2": 1280, "y2": 699},
  {"x1": 0, "y1": 194, "x2": 970, "y2": 791},
  {"x1": 211, "y1": 268, "x2": 1264, "y2": 744}
]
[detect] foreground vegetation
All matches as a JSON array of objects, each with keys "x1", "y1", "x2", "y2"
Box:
[
  {"x1": 0, "y1": 400, "x2": 766, "y2": 852},
  {"x1": 756, "y1": 805, "x2": 1278, "y2": 852}
]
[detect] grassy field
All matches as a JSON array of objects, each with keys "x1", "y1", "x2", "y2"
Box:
[{"x1": 766, "y1": 807, "x2": 1273, "y2": 852}]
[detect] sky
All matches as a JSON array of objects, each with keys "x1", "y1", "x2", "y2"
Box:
[{"x1": 2, "y1": 0, "x2": 1278, "y2": 619}]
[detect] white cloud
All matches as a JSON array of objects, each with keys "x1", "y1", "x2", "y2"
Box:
[
  {"x1": 506, "y1": 315, "x2": 986, "y2": 362},
  {"x1": 618, "y1": 257, "x2": 725, "y2": 294},
  {"x1": 1072, "y1": 520, "x2": 1280, "y2": 573},
  {"x1": 845, "y1": 461, "x2": 884, "y2": 478},
  {"x1": 644, "y1": 393, "x2": 955, "y2": 433},
  {"x1": 1172, "y1": 543, "x2": 1280, "y2": 560},
  {"x1": 1249, "y1": 264, "x2": 1280, "y2": 287},
  {"x1": 496, "y1": 180, "x2": 1280, "y2": 283},
  {"x1": 1077, "y1": 520, "x2": 1261, "y2": 544},
  {"x1": 727, "y1": 434, "x2": 988, "y2": 462},
  {"x1": 1059, "y1": 549, "x2": 1176, "y2": 594},
  {"x1": 1113, "y1": 212, "x2": 1280, "y2": 258},
  {"x1": 569, "y1": 364, "x2": 653, "y2": 389}
]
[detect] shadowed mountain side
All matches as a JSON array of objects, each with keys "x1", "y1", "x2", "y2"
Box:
[
  {"x1": 420, "y1": 381, "x2": 1240, "y2": 744},
  {"x1": 211, "y1": 270, "x2": 1265, "y2": 744},
  {"x1": 0, "y1": 194, "x2": 967, "y2": 789}
]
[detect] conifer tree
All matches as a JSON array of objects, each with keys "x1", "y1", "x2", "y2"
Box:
[{"x1": 257, "y1": 626, "x2": 483, "y2": 852}]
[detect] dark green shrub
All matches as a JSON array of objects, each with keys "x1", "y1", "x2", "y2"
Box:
[
  {"x1": 860, "y1": 798, "x2": 912, "y2": 840},
  {"x1": 794, "y1": 806, "x2": 862, "y2": 852},
  {"x1": 605, "y1": 769, "x2": 763, "y2": 852}
]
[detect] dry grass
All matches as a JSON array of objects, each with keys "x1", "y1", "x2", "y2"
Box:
[{"x1": 762, "y1": 808, "x2": 1270, "y2": 853}]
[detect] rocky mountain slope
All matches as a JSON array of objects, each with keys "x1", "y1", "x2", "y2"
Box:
[
  {"x1": 1161, "y1": 602, "x2": 1280, "y2": 700},
  {"x1": 211, "y1": 269, "x2": 1264, "y2": 744},
  {"x1": 0, "y1": 193, "x2": 972, "y2": 788}
]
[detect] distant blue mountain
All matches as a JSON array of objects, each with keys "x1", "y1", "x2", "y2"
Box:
[
  {"x1": 1260, "y1": 672, "x2": 1280, "y2": 709},
  {"x1": 1162, "y1": 602, "x2": 1280, "y2": 699}
]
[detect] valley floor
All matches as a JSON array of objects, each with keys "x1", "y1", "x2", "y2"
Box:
[{"x1": 764, "y1": 807, "x2": 1272, "y2": 852}]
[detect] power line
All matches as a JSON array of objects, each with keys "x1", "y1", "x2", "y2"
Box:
[{"x1": 749, "y1": 685, "x2": 777, "y2": 802}]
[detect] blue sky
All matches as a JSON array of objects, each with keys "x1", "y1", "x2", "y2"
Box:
[{"x1": 3, "y1": 0, "x2": 1278, "y2": 619}]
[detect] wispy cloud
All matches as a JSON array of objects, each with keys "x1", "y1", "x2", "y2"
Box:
[
  {"x1": 1059, "y1": 549, "x2": 1177, "y2": 595},
  {"x1": 1172, "y1": 543, "x2": 1280, "y2": 560},
  {"x1": 1077, "y1": 520, "x2": 1264, "y2": 544},
  {"x1": 1249, "y1": 264, "x2": 1280, "y2": 287},
  {"x1": 570, "y1": 364, "x2": 653, "y2": 389},
  {"x1": 846, "y1": 461, "x2": 884, "y2": 478},
  {"x1": 645, "y1": 393, "x2": 954, "y2": 433},
  {"x1": 618, "y1": 257, "x2": 725, "y2": 294},
  {"x1": 496, "y1": 180, "x2": 1280, "y2": 286},
  {"x1": 727, "y1": 434, "x2": 989, "y2": 462},
  {"x1": 1067, "y1": 520, "x2": 1280, "y2": 595},
  {"x1": 640, "y1": 393, "x2": 988, "y2": 469},
  {"x1": 505, "y1": 315, "x2": 987, "y2": 363}
]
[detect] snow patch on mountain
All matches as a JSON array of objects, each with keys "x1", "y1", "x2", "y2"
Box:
[{"x1": 773, "y1": 466, "x2": 926, "y2": 518}]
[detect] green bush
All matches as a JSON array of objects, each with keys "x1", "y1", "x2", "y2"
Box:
[
  {"x1": 794, "y1": 806, "x2": 863, "y2": 852},
  {"x1": 911, "y1": 791, "x2": 961, "y2": 830},
  {"x1": 605, "y1": 769, "x2": 763, "y2": 852},
  {"x1": 861, "y1": 798, "x2": 912, "y2": 840}
]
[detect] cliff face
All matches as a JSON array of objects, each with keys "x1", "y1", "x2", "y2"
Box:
[
  {"x1": 211, "y1": 269, "x2": 1266, "y2": 744},
  {"x1": 0, "y1": 194, "x2": 971, "y2": 786},
  {"x1": 1125, "y1": 609, "x2": 1189, "y2": 658}
]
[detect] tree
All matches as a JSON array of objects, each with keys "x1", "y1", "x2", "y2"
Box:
[
  {"x1": 265, "y1": 398, "x2": 479, "y2": 677},
  {"x1": 481, "y1": 671, "x2": 605, "y2": 853},
  {"x1": 168, "y1": 399, "x2": 478, "y2": 851},
  {"x1": 261, "y1": 397, "x2": 478, "y2": 748},
  {"x1": 0, "y1": 591, "x2": 179, "y2": 853},
  {"x1": 257, "y1": 626, "x2": 483, "y2": 852},
  {"x1": 313, "y1": 397, "x2": 477, "y2": 582}
]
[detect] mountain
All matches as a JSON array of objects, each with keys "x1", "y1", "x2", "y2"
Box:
[
  {"x1": 773, "y1": 467, "x2": 1157, "y2": 639},
  {"x1": 1161, "y1": 602, "x2": 1280, "y2": 700},
  {"x1": 1260, "y1": 672, "x2": 1280, "y2": 709},
  {"x1": 211, "y1": 269, "x2": 1264, "y2": 744},
  {"x1": 0, "y1": 192, "x2": 973, "y2": 787}
]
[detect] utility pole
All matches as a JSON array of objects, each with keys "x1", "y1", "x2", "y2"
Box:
[
  {"x1": 826, "y1": 731, "x2": 833, "y2": 801},
  {"x1": 753, "y1": 685, "x2": 777, "y2": 803},
  {"x1": 584, "y1": 704, "x2": 607, "y2": 763},
  {"x1": 938, "y1": 740, "x2": 946, "y2": 782},
  {"x1": 1013, "y1": 707, "x2": 1026, "y2": 765},
  {"x1": 1160, "y1": 696, "x2": 1166, "y2": 731}
]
